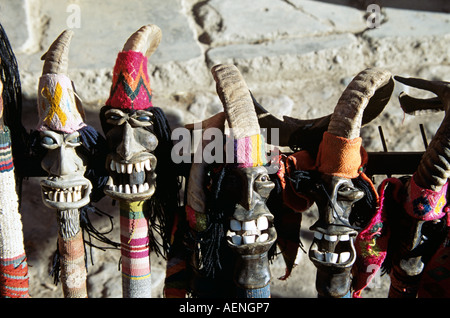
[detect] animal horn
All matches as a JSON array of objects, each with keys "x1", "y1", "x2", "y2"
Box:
[
  {"x1": 122, "y1": 24, "x2": 162, "y2": 57},
  {"x1": 41, "y1": 30, "x2": 74, "y2": 75},
  {"x1": 254, "y1": 69, "x2": 393, "y2": 148},
  {"x1": 212, "y1": 64, "x2": 260, "y2": 139},
  {"x1": 327, "y1": 68, "x2": 393, "y2": 139},
  {"x1": 395, "y1": 76, "x2": 450, "y2": 191}
]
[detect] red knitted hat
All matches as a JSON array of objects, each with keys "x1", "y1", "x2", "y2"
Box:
[{"x1": 106, "y1": 51, "x2": 152, "y2": 110}]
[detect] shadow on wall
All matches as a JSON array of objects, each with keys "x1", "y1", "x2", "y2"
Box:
[{"x1": 316, "y1": 0, "x2": 450, "y2": 12}]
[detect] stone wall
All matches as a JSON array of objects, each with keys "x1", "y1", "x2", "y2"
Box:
[{"x1": 1, "y1": 0, "x2": 449, "y2": 298}]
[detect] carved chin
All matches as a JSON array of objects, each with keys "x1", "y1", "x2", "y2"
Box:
[
  {"x1": 226, "y1": 215, "x2": 277, "y2": 255},
  {"x1": 40, "y1": 178, "x2": 92, "y2": 210},
  {"x1": 308, "y1": 228, "x2": 357, "y2": 269},
  {"x1": 104, "y1": 155, "x2": 157, "y2": 202}
]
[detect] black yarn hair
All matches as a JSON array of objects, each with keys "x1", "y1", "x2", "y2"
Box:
[
  {"x1": 188, "y1": 163, "x2": 278, "y2": 281},
  {"x1": 0, "y1": 23, "x2": 29, "y2": 197},
  {"x1": 99, "y1": 105, "x2": 182, "y2": 258}
]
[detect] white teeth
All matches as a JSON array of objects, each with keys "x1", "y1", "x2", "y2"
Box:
[
  {"x1": 340, "y1": 252, "x2": 351, "y2": 263},
  {"x1": 66, "y1": 191, "x2": 72, "y2": 202},
  {"x1": 243, "y1": 235, "x2": 255, "y2": 244},
  {"x1": 340, "y1": 234, "x2": 350, "y2": 241},
  {"x1": 109, "y1": 159, "x2": 153, "y2": 174},
  {"x1": 232, "y1": 235, "x2": 242, "y2": 246},
  {"x1": 47, "y1": 187, "x2": 84, "y2": 202},
  {"x1": 118, "y1": 184, "x2": 123, "y2": 193},
  {"x1": 144, "y1": 159, "x2": 151, "y2": 171},
  {"x1": 314, "y1": 231, "x2": 323, "y2": 240},
  {"x1": 325, "y1": 252, "x2": 339, "y2": 263},
  {"x1": 107, "y1": 177, "x2": 113, "y2": 186},
  {"x1": 257, "y1": 216, "x2": 268, "y2": 230},
  {"x1": 132, "y1": 184, "x2": 138, "y2": 194},
  {"x1": 230, "y1": 219, "x2": 241, "y2": 231},
  {"x1": 138, "y1": 184, "x2": 144, "y2": 193},
  {"x1": 125, "y1": 184, "x2": 131, "y2": 194},
  {"x1": 314, "y1": 250, "x2": 324, "y2": 261},
  {"x1": 144, "y1": 183, "x2": 149, "y2": 191},
  {"x1": 324, "y1": 234, "x2": 338, "y2": 242},
  {"x1": 242, "y1": 220, "x2": 257, "y2": 231},
  {"x1": 257, "y1": 233, "x2": 269, "y2": 243}
]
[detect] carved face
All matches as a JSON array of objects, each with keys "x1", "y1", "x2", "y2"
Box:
[
  {"x1": 223, "y1": 166, "x2": 277, "y2": 255},
  {"x1": 308, "y1": 175, "x2": 364, "y2": 296},
  {"x1": 39, "y1": 130, "x2": 92, "y2": 210},
  {"x1": 102, "y1": 108, "x2": 158, "y2": 202}
]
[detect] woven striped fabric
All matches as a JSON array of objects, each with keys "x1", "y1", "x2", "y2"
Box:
[
  {"x1": 58, "y1": 229, "x2": 88, "y2": 298},
  {"x1": 0, "y1": 128, "x2": 13, "y2": 173},
  {"x1": 164, "y1": 256, "x2": 187, "y2": 298},
  {"x1": 0, "y1": 129, "x2": 29, "y2": 298},
  {"x1": 232, "y1": 134, "x2": 267, "y2": 168},
  {"x1": 119, "y1": 201, "x2": 151, "y2": 298},
  {"x1": 0, "y1": 255, "x2": 28, "y2": 298},
  {"x1": 107, "y1": 51, "x2": 152, "y2": 111}
]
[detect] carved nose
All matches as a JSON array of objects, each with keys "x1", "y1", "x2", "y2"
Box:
[
  {"x1": 49, "y1": 146, "x2": 79, "y2": 176},
  {"x1": 117, "y1": 122, "x2": 146, "y2": 161},
  {"x1": 240, "y1": 179, "x2": 256, "y2": 211}
]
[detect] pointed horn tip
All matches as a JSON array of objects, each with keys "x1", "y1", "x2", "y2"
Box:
[{"x1": 122, "y1": 24, "x2": 162, "y2": 56}]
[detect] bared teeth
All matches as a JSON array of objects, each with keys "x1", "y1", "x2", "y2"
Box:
[
  {"x1": 227, "y1": 216, "x2": 271, "y2": 246},
  {"x1": 109, "y1": 159, "x2": 153, "y2": 174},
  {"x1": 45, "y1": 187, "x2": 84, "y2": 203},
  {"x1": 311, "y1": 231, "x2": 354, "y2": 264}
]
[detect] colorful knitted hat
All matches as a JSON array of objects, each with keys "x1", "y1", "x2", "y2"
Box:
[
  {"x1": 36, "y1": 30, "x2": 86, "y2": 134},
  {"x1": 212, "y1": 64, "x2": 268, "y2": 168},
  {"x1": 106, "y1": 25, "x2": 161, "y2": 111}
]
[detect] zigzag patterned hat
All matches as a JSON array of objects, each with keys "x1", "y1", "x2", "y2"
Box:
[
  {"x1": 106, "y1": 25, "x2": 162, "y2": 111},
  {"x1": 36, "y1": 30, "x2": 86, "y2": 134}
]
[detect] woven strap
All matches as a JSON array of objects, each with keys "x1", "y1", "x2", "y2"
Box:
[{"x1": 120, "y1": 200, "x2": 152, "y2": 298}]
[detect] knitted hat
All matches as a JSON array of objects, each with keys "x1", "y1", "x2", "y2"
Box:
[
  {"x1": 212, "y1": 64, "x2": 268, "y2": 168},
  {"x1": 106, "y1": 25, "x2": 161, "y2": 111},
  {"x1": 36, "y1": 30, "x2": 86, "y2": 134}
]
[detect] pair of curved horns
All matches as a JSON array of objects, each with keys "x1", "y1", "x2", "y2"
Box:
[
  {"x1": 41, "y1": 24, "x2": 161, "y2": 75},
  {"x1": 256, "y1": 68, "x2": 394, "y2": 146}
]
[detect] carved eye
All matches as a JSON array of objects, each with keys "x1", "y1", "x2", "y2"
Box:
[
  {"x1": 42, "y1": 136, "x2": 56, "y2": 146},
  {"x1": 137, "y1": 115, "x2": 152, "y2": 122},
  {"x1": 130, "y1": 111, "x2": 154, "y2": 127},
  {"x1": 257, "y1": 174, "x2": 270, "y2": 182},
  {"x1": 109, "y1": 114, "x2": 121, "y2": 120},
  {"x1": 66, "y1": 134, "x2": 81, "y2": 147}
]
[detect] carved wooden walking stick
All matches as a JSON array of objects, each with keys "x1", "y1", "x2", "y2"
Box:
[
  {"x1": 33, "y1": 29, "x2": 116, "y2": 298},
  {"x1": 35, "y1": 30, "x2": 91, "y2": 298},
  {"x1": 0, "y1": 23, "x2": 29, "y2": 297},
  {"x1": 181, "y1": 65, "x2": 277, "y2": 298},
  {"x1": 255, "y1": 68, "x2": 393, "y2": 297},
  {"x1": 100, "y1": 24, "x2": 180, "y2": 298},
  {"x1": 352, "y1": 76, "x2": 450, "y2": 298}
]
